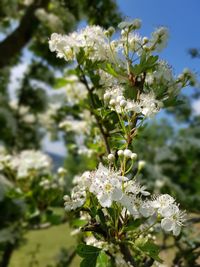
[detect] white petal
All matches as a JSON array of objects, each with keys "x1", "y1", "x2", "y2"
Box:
[
  {"x1": 112, "y1": 188, "x2": 123, "y2": 201},
  {"x1": 161, "y1": 218, "x2": 174, "y2": 232},
  {"x1": 173, "y1": 224, "x2": 181, "y2": 236},
  {"x1": 99, "y1": 194, "x2": 112, "y2": 207},
  {"x1": 160, "y1": 204, "x2": 179, "y2": 217},
  {"x1": 139, "y1": 203, "x2": 155, "y2": 218}
]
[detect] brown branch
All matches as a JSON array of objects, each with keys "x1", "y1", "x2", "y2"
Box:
[
  {"x1": 78, "y1": 67, "x2": 111, "y2": 154},
  {"x1": 187, "y1": 217, "x2": 200, "y2": 224},
  {"x1": 0, "y1": 0, "x2": 50, "y2": 69},
  {"x1": 119, "y1": 243, "x2": 138, "y2": 267}
]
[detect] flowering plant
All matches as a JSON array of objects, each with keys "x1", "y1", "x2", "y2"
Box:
[{"x1": 49, "y1": 19, "x2": 194, "y2": 266}]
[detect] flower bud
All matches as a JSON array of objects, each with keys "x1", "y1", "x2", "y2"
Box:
[
  {"x1": 58, "y1": 167, "x2": 67, "y2": 176},
  {"x1": 63, "y1": 195, "x2": 70, "y2": 201},
  {"x1": 142, "y1": 37, "x2": 149, "y2": 44},
  {"x1": 105, "y1": 27, "x2": 115, "y2": 37},
  {"x1": 120, "y1": 100, "x2": 127, "y2": 108},
  {"x1": 104, "y1": 92, "x2": 111, "y2": 100},
  {"x1": 124, "y1": 149, "x2": 133, "y2": 158},
  {"x1": 116, "y1": 95, "x2": 125, "y2": 103},
  {"x1": 138, "y1": 160, "x2": 146, "y2": 171},
  {"x1": 117, "y1": 150, "x2": 124, "y2": 157},
  {"x1": 109, "y1": 99, "x2": 116, "y2": 106},
  {"x1": 131, "y1": 153, "x2": 137, "y2": 160},
  {"x1": 132, "y1": 19, "x2": 141, "y2": 29},
  {"x1": 108, "y1": 153, "x2": 115, "y2": 162}
]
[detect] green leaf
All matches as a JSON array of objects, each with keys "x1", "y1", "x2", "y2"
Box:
[
  {"x1": 80, "y1": 256, "x2": 98, "y2": 267},
  {"x1": 72, "y1": 219, "x2": 88, "y2": 227},
  {"x1": 54, "y1": 78, "x2": 68, "y2": 89},
  {"x1": 96, "y1": 251, "x2": 111, "y2": 267},
  {"x1": 145, "y1": 55, "x2": 159, "y2": 68},
  {"x1": 77, "y1": 48, "x2": 85, "y2": 65},
  {"x1": 125, "y1": 219, "x2": 143, "y2": 231},
  {"x1": 97, "y1": 209, "x2": 106, "y2": 227},
  {"x1": 77, "y1": 244, "x2": 101, "y2": 258},
  {"x1": 107, "y1": 207, "x2": 116, "y2": 222},
  {"x1": 136, "y1": 239, "x2": 163, "y2": 263},
  {"x1": 104, "y1": 63, "x2": 119, "y2": 77},
  {"x1": 77, "y1": 244, "x2": 101, "y2": 267}
]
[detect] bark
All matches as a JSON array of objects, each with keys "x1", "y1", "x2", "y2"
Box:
[
  {"x1": 0, "y1": 0, "x2": 50, "y2": 69},
  {"x1": 0, "y1": 242, "x2": 15, "y2": 267}
]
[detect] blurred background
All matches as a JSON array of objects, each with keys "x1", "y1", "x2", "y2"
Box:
[{"x1": 0, "y1": 0, "x2": 200, "y2": 266}]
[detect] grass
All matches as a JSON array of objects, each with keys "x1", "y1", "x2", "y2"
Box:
[
  {"x1": 9, "y1": 212, "x2": 200, "y2": 266},
  {"x1": 9, "y1": 223, "x2": 80, "y2": 267}
]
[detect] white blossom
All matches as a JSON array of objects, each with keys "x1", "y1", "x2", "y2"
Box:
[
  {"x1": 63, "y1": 186, "x2": 86, "y2": 211},
  {"x1": 10, "y1": 150, "x2": 51, "y2": 179},
  {"x1": 151, "y1": 27, "x2": 169, "y2": 52},
  {"x1": 151, "y1": 194, "x2": 175, "y2": 214},
  {"x1": 64, "y1": 75, "x2": 88, "y2": 104},
  {"x1": 160, "y1": 204, "x2": 186, "y2": 236},
  {"x1": 89, "y1": 164, "x2": 127, "y2": 207},
  {"x1": 49, "y1": 26, "x2": 115, "y2": 62}
]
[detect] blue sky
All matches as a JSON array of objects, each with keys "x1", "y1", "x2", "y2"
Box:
[{"x1": 117, "y1": 0, "x2": 200, "y2": 75}]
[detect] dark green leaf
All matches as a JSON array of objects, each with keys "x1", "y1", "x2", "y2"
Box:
[
  {"x1": 80, "y1": 256, "x2": 98, "y2": 267},
  {"x1": 77, "y1": 244, "x2": 101, "y2": 258},
  {"x1": 137, "y1": 239, "x2": 163, "y2": 263}
]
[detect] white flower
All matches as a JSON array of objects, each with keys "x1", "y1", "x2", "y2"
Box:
[
  {"x1": 139, "y1": 92, "x2": 162, "y2": 117},
  {"x1": 89, "y1": 163, "x2": 127, "y2": 207},
  {"x1": 10, "y1": 150, "x2": 51, "y2": 179},
  {"x1": 151, "y1": 194, "x2": 175, "y2": 214},
  {"x1": 151, "y1": 27, "x2": 169, "y2": 52},
  {"x1": 139, "y1": 201, "x2": 155, "y2": 218},
  {"x1": 59, "y1": 117, "x2": 89, "y2": 135},
  {"x1": 73, "y1": 171, "x2": 92, "y2": 189},
  {"x1": 64, "y1": 75, "x2": 88, "y2": 104},
  {"x1": 99, "y1": 70, "x2": 118, "y2": 87},
  {"x1": 128, "y1": 33, "x2": 143, "y2": 55},
  {"x1": 63, "y1": 186, "x2": 86, "y2": 211},
  {"x1": 49, "y1": 26, "x2": 115, "y2": 63},
  {"x1": 125, "y1": 180, "x2": 150, "y2": 196},
  {"x1": 161, "y1": 204, "x2": 186, "y2": 236},
  {"x1": 119, "y1": 194, "x2": 140, "y2": 218}
]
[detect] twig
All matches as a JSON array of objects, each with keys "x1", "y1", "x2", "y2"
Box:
[
  {"x1": 119, "y1": 243, "x2": 138, "y2": 267},
  {"x1": 78, "y1": 66, "x2": 111, "y2": 154}
]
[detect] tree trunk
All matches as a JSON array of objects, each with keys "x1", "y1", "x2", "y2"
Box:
[
  {"x1": 0, "y1": 242, "x2": 15, "y2": 267},
  {"x1": 0, "y1": 0, "x2": 50, "y2": 69}
]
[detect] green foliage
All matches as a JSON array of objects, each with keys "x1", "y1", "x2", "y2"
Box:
[{"x1": 77, "y1": 244, "x2": 101, "y2": 267}]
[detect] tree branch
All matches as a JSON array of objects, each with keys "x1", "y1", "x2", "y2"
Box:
[
  {"x1": 119, "y1": 243, "x2": 138, "y2": 267},
  {"x1": 0, "y1": 0, "x2": 50, "y2": 69},
  {"x1": 78, "y1": 67, "x2": 111, "y2": 154}
]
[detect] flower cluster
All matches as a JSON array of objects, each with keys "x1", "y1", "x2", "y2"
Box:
[
  {"x1": 63, "y1": 75, "x2": 88, "y2": 104},
  {"x1": 49, "y1": 19, "x2": 196, "y2": 125},
  {"x1": 104, "y1": 86, "x2": 162, "y2": 117},
  {"x1": 64, "y1": 163, "x2": 185, "y2": 236},
  {"x1": 140, "y1": 195, "x2": 186, "y2": 236},
  {"x1": 0, "y1": 149, "x2": 51, "y2": 179},
  {"x1": 49, "y1": 25, "x2": 112, "y2": 62},
  {"x1": 49, "y1": 19, "x2": 190, "y2": 265}
]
